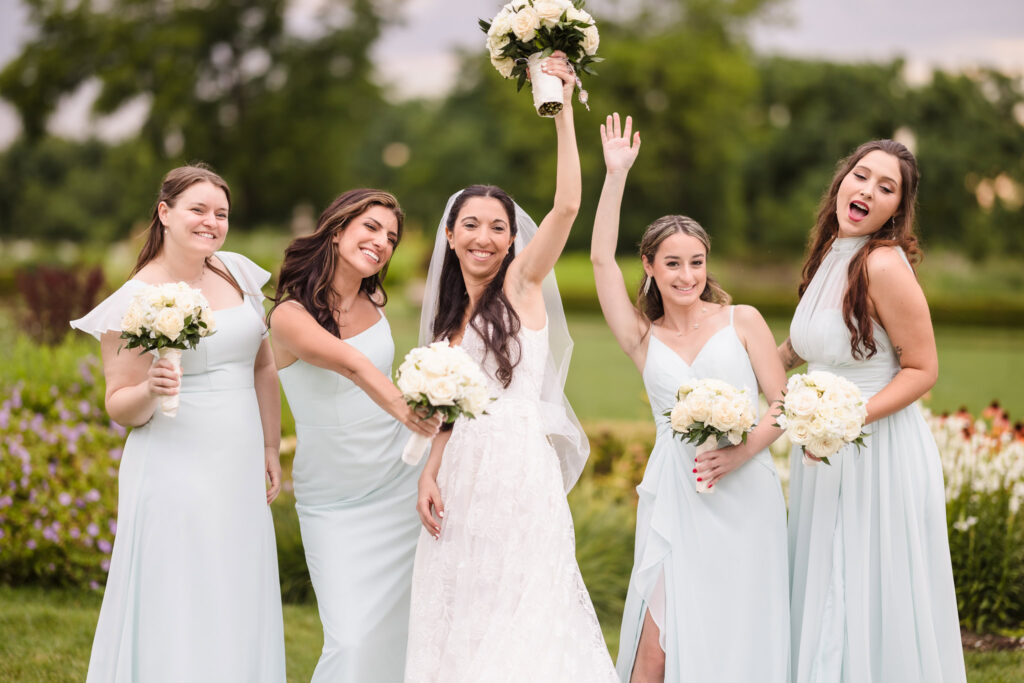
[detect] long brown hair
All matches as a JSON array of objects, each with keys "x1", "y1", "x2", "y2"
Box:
[
  {"x1": 130, "y1": 163, "x2": 241, "y2": 296},
  {"x1": 433, "y1": 185, "x2": 521, "y2": 388},
  {"x1": 268, "y1": 189, "x2": 404, "y2": 337},
  {"x1": 637, "y1": 215, "x2": 731, "y2": 323},
  {"x1": 798, "y1": 140, "x2": 921, "y2": 359}
]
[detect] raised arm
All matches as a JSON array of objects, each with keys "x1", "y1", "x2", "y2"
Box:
[
  {"x1": 591, "y1": 113, "x2": 648, "y2": 368},
  {"x1": 863, "y1": 247, "x2": 938, "y2": 424},
  {"x1": 510, "y1": 53, "x2": 581, "y2": 289},
  {"x1": 270, "y1": 302, "x2": 438, "y2": 438}
]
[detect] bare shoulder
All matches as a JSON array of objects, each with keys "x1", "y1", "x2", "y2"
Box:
[
  {"x1": 732, "y1": 303, "x2": 770, "y2": 336},
  {"x1": 268, "y1": 299, "x2": 307, "y2": 325},
  {"x1": 866, "y1": 246, "x2": 919, "y2": 295}
]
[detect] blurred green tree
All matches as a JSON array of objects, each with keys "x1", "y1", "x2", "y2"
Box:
[{"x1": 0, "y1": 0, "x2": 392, "y2": 230}]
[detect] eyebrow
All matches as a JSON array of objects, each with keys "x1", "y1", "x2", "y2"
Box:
[
  {"x1": 663, "y1": 253, "x2": 705, "y2": 260},
  {"x1": 461, "y1": 215, "x2": 507, "y2": 226}
]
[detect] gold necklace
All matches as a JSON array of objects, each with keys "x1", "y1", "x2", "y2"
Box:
[{"x1": 161, "y1": 259, "x2": 206, "y2": 287}]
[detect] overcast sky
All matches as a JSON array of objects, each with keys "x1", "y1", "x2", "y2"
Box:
[{"x1": 1, "y1": 0, "x2": 1022, "y2": 145}]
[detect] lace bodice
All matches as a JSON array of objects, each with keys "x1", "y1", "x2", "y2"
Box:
[{"x1": 459, "y1": 318, "x2": 548, "y2": 404}]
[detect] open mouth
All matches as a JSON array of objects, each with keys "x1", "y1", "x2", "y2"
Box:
[
  {"x1": 194, "y1": 231, "x2": 216, "y2": 240},
  {"x1": 849, "y1": 201, "x2": 869, "y2": 222},
  {"x1": 360, "y1": 248, "x2": 380, "y2": 263},
  {"x1": 468, "y1": 249, "x2": 492, "y2": 261}
]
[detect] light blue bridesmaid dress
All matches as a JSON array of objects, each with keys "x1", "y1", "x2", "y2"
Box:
[
  {"x1": 616, "y1": 306, "x2": 790, "y2": 683},
  {"x1": 787, "y1": 235, "x2": 966, "y2": 682},
  {"x1": 278, "y1": 309, "x2": 421, "y2": 682},
  {"x1": 71, "y1": 251, "x2": 286, "y2": 683}
]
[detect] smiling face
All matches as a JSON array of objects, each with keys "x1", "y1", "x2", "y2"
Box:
[
  {"x1": 158, "y1": 180, "x2": 229, "y2": 256},
  {"x1": 446, "y1": 196, "x2": 514, "y2": 282},
  {"x1": 644, "y1": 231, "x2": 708, "y2": 308},
  {"x1": 332, "y1": 204, "x2": 400, "y2": 278},
  {"x1": 835, "y1": 149, "x2": 903, "y2": 238}
]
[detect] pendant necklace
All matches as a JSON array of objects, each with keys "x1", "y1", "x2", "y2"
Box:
[{"x1": 674, "y1": 306, "x2": 708, "y2": 336}]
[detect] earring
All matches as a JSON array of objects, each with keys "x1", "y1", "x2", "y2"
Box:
[{"x1": 642, "y1": 275, "x2": 652, "y2": 296}]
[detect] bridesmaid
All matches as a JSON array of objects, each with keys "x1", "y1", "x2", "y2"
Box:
[
  {"x1": 781, "y1": 140, "x2": 966, "y2": 682},
  {"x1": 591, "y1": 115, "x2": 789, "y2": 683},
  {"x1": 71, "y1": 164, "x2": 285, "y2": 682},
  {"x1": 267, "y1": 189, "x2": 439, "y2": 682}
]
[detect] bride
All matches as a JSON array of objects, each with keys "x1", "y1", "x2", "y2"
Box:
[{"x1": 403, "y1": 53, "x2": 618, "y2": 682}]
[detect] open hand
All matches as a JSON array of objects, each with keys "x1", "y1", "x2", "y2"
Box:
[{"x1": 601, "y1": 113, "x2": 641, "y2": 174}]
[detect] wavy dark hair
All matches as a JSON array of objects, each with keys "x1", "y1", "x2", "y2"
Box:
[
  {"x1": 798, "y1": 139, "x2": 921, "y2": 359},
  {"x1": 131, "y1": 163, "x2": 241, "y2": 296},
  {"x1": 432, "y1": 185, "x2": 521, "y2": 388},
  {"x1": 637, "y1": 215, "x2": 731, "y2": 323},
  {"x1": 268, "y1": 189, "x2": 404, "y2": 337}
]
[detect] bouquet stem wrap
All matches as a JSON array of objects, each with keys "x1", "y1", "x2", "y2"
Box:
[
  {"x1": 695, "y1": 437, "x2": 728, "y2": 494},
  {"x1": 527, "y1": 52, "x2": 564, "y2": 117},
  {"x1": 402, "y1": 433, "x2": 432, "y2": 466},
  {"x1": 158, "y1": 347, "x2": 183, "y2": 418}
]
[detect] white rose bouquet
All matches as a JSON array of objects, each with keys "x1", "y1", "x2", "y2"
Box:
[
  {"x1": 480, "y1": 0, "x2": 601, "y2": 116},
  {"x1": 119, "y1": 282, "x2": 216, "y2": 417},
  {"x1": 396, "y1": 341, "x2": 493, "y2": 465},
  {"x1": 664, "y1": 378, "x2": 757, "y2": 493},
  {"x1": 776, "y1": 370, "x2": 868, "y2": 466}
]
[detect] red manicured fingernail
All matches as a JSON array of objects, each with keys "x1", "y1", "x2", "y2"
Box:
[
  {"x1": 697, "y1": 477, "x2": 702, "y2": 482},
  {"x1": 692, "y1": 468, "x2": 697, "y2": 473},
  {"x1": 708, "y1": 484, "x2": 713, "y2": 488}
]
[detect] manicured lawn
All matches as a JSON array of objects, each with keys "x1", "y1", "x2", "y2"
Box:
[
  {"x1": 1, "y1": 585, "x2": 1020, "y2": 681},
  {"x1": 385, "y1": 303, "x2": 1024, "y2": 422}
]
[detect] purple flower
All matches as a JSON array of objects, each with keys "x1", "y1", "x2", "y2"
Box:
[
  {"x1": 46, "y1": 563, "x2": 55, "y2": 572},
  {"x1": 75, "y1": 498, "x2": 85, "y2": 509},
  {"x1": 101, "y1": 558, "x2": 110, "y2": 571},
  {"x1": 98, "y1": 539, "x2": 112, "y2": 553},
  {"x1": 83, "y1": 536, "x2": 94, "y2": 547},
  {"x1": 89, "y1": 581, "x2": 100, "y2": 591},
  {"x1": 0, "y1": 496, "x2": 11, "y2": 508},
  {"x1": 49, "y1": 385, "x2": 59, "y2": 397},
  {"x1": 110, "y1": 422, "x2": 126, "y2": 437},
  {"x1": 69, "y1": 527, "x2": 81, "y2": 539},
  {"x1": 11, "y1": 389, "x2": 22, "y2": 410},
  {"x1": 48, "y1": 463, "x2": 57, "y2": 476},
  {"x1": 86, "y1": 523, "x2": 100, "y2": 537},
  {"x1": 33, "y1": 519, "x2": 43, "y2": 530},
  {"x1": 85, "y1": 489, "x2": 101, "y2": 503},
  {"x1": 58, "y1": 492, "x2": 72, "y2": 506},
  {"x1": 26, "y1": 539, "x2": 36, "y2": 550},
  {"x1": 42, "y1": 527, "x2": 57, "y2": 542},
  {"x1": 78, "y1": 400, "x2": 91, "y2": 416},
  {"x1": 39, "y1": 507, "x2": 49, "y2": 517},
  {"x1": 108, "y1": 520, "x2": 117, "y2": 535},
  {"x1": 0, "y1": 528, "x2": 5, "y2": 540}
]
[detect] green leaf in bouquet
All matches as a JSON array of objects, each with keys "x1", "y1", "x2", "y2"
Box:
[
  {"x1": 516, "y1": 70, "x2": 528, "y2": 91},
  {"x1": 479, "y1": 18, "x2": 491, "y2": 33}
]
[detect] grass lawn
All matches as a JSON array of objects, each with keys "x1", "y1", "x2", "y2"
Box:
[
  {"x1": 0, "y1": 585, "x2": 1019, "y2": 681},
  {"x1": 384, "y1": 302, "x2": 1024, "y2": 422}
]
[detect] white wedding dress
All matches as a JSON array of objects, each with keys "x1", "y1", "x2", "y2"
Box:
[{"x1": 405, "y1": 319, "x2": 617, "y2": 682}]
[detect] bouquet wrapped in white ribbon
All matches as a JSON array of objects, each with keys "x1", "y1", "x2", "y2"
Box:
[
  {"x1": 119, "y1": 282, "x2": 216, "y2": 417},
  {"x1": 665, "y1": 378, "x2": 757, "y2": 493},
  {"x1": 776, "y1": 370, "x2": 868, "y2": 466},
  {"x1": 396, "y1": 341, "x2": 492, "y2": 466},
  {"x1": 480, "y1": 0, "x2": 601, "y2": 116}
]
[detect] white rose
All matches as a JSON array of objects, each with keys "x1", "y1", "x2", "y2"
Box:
[
  {"x1": 198, "y1": 306, "x2": 216, "y2": 335},
  {"x1": 397, "y1": 367, "x2": 427, "y2": 398},
  {"x1": 152, "y1": 308, "x2": 185, "y2": 340},
  {"x1": 789, "y1": 419, "x2": 812, "y2": 445},
  {"x1": 710, "y1": 396, "x2": 743, "y2": 433},
  {"x1": 533, "y1": 0, "x2": 563, "y2": 28},
  {"x1": 460, "y1": 386, "x2": 491, "y2": 416},
  {"x1": 806, "y1": 370, "x2": 838, "y2": 392},
  {"x1": 675, "y1": 379, "x2": 697, "y2": 401},
  {"x1": 582, "y1": 23, "x2": 600, "y2": 55},
  {"x1": 488, "y1": 33, "x2": 510, "y2": 57},
  {"x1": 121, "y1": 304, "x2": 144, "y2": 336},
  {"x1": 566, "y1": 7, "x2": 591, "y2": 23},
  {"x1": 669, "y1": 402, "x2": 693, "y2": 433},
  {"x1": 426, "y1": 376, "x2": 459, "y2": 406},
  {"x1": 808, "y1": 433, "x2": 843, "y2": 459},
  {"x1": 808, "y1": 415, "x2": 830, "y2": 438},
  {"x1": 685, "y1": 391, "x2": 712, "y2": 424},
  {"x1": 727, "y1": 429, "x2": 744, "y2": 446},
  {"x1": 843, "y1": 420, "x2": 863, "y2": 443},
  {"x1": 489, "y1": 12, "x2": 515, "y2": 39},
  {"x1": 785, "y1": 386, "x2": 819, "y2": 417},
  {"x1": 511, "y1": 6, "x2": 539, "y2": 41}
]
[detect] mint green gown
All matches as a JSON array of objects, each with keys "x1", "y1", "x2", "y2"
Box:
[{"x1": 278, "y1": 311, "x2": 421, "y2": 682}]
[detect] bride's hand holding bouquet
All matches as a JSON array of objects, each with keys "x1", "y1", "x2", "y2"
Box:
[{"x1": 482, "y1": 0, "x2": 601, "y2": 116}]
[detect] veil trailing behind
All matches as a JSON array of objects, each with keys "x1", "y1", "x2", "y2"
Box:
[{"x1": 418, "y1": 190, "x2": 589, "y2": 491}]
